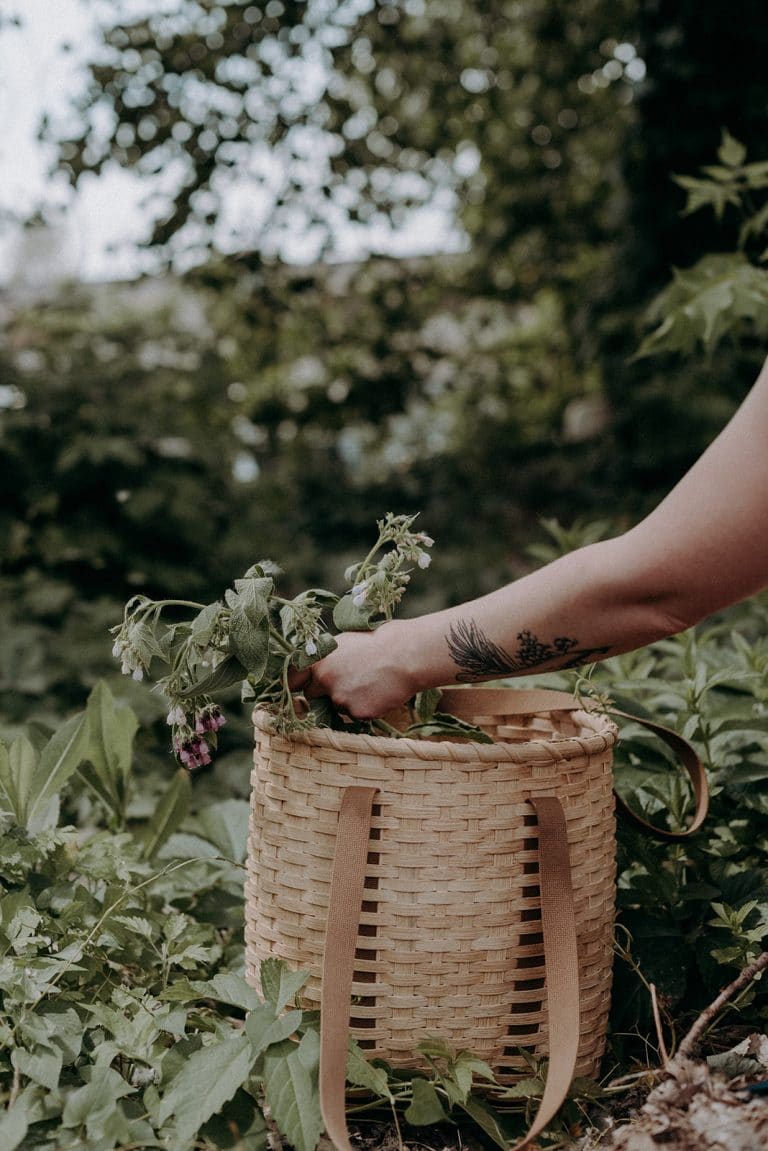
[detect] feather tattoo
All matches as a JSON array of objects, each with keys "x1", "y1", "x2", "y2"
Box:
[{"x1": 446, "y1": 619, "x2": 610, "y2": 681}]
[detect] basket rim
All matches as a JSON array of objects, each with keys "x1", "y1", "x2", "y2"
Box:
[{"x1": 252, "y1": 697, "x2": 618, "y2": 763}]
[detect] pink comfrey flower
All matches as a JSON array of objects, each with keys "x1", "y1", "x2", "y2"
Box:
[
  {"x1": 194, "y1": 704, "x2": 226, "y2": 735},
  {"x1": 175, "y1": 734, "x2": 213, "y2": 772}
]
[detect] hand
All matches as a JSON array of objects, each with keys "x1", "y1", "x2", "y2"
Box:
[{"x1": 290, "y1": 619, "x2": 419, "y2": 719}]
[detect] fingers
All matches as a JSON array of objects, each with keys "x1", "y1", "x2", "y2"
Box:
[{"x1": 287, "y1": 665, "x2": 312, "y2": 694}]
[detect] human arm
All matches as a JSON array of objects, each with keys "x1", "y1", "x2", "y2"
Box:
[{"x1": 301, "y1": 357, "x2": 768, "y2": 718}]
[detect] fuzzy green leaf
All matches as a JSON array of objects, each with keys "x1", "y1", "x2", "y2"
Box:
[
  {"x1": 189, "y1": 601, "x2": 224, "y2": 647},
  {"x1": 0, "y1": 736, "x2": 37, "y2": 826},
  {"x1": 228, "y1": 577, "x2": 273, "y2": 631},
  {"x1": 0, "y1": 1104, "x2": 28, "y2": 1151},
  {"x1": 259, "y1": 958, "x2": 310, "y2": 1012},
  {"x1": 333, "y1": 594, "x2": 374, "y2": 632},
  {"x1": 346, "y1": 1041, "x2": 392, "y2": 1099},
  {"x1": 246, "y1": 1004, "x2": 303, "y2": 1059},
  {"x1": 229, "y1": 613, "x2": 270, "y2": 677},
  {"x1": 156, "y1": 1031, "x2": 253, "y2": 1144},
  {"x1": 142, "y1": 769, "x2": 192, "y2": 859},
  {"x1": 290, "y1": 632, "x2": 338, "y2": 670},
  {"x1": 80, "y1": 681, "x2": 138, "y2": 821},
  {"x1": 176, "y1": 654, "x2": 247, "y2": 697},
  {"x1": 27, "y1": 709, "x2": 89, "y2": 830},
  {"x1": 404, "y1": 1078, "x2": 448, "y2": 1125},
  {"x1": 414, "y1": 688, "x2": 443, "y2": 723},
  {"x1": 197, "y1": 799, "x2": 250, "y2": 862},
  {"x1": 262, "y1": 1038, "x2": 323, "y2": 1151},
  {"x1": 457, "y1": 1095, "x2": 510, "y2": 1150}
]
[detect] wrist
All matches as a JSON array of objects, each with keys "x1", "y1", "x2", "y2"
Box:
[{"x1": 376, "y1": 614, "x2": 444, "y2": 698}]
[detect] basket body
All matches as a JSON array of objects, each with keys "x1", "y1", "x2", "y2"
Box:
[{"x1": 244, "y1": 689, "x2": 617, "y2": 1084}]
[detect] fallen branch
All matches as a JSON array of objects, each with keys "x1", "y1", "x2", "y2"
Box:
[
  {"x1": 676, "y1": 950, "x2": 768, "y2": 1059},
  {"x1": 649, "y1": 983, "x2": 670, "y2": 1064}
]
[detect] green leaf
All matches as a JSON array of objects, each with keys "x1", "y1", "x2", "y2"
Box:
[
  {"x1": 457, "y1": 1094, "x2": 510, "y2": 1150},
  {"x1": 333, "y1": 594, "x2": 374, "y2": 632},
  {"x1": 246, "y1": 1004, "x2": 303, "y2": 1059},
  {"x1": 176, "y1": 655, "x2": 247, "y2": 698},
  {"x1": 157, "y1": 1030, "x2": 253, "y2": 1144},
  {"x1": 0, "y1": 736, "x2": 37, "y2": 826},
  {"x1": 197, "y1": 799, "x2": 250, "y2": 862},
  {"x1": 260, "y1": 958, "x2": 310, "y2": 1012},
  {"x1": 80, "y1": 681, "x2": 138, "y2": 822},
  {"x1": 0, "y1": 1103, "x2": 28, "y2": 1151},
  {"x1": 199, "y1": 1088, "x2": 269, "y2": 1151},
  {"x1": 27, "y1": 709, "x2": 89, "y2": 830},
  {"x1": 229, "y1": 613, "x2": 270, "y2": 677},
  {"x1": 637, "y1": 253, "x2": 768, "y2": 357},
  {"x1": 142, "y1": 769, "x2": 192, "y2": 859},
  {"x1": 62, "y1": 1063, "x2": 134, "y2": 1134},
  {"x1": 189, "y1": 601, "x2": 224, "y2": 647},
  {"x1": 403, "y1": 713, "x2": 493, "y2": 743},
  {"x1": 346, "y1": 1041, "x2": 393, "y2": 1099},
  {"x1": 673, "y1": 174, "x2": 741, "y2": 220},
  {"x1": 233, "y1": 576, "x2": 274, "y2": 623},
  {"x1": 718, "y1": 130, "x2": 747, "y2": 168},
  {"x1": 184, "y1": 972, "x2": 263, "y2": 1012},
  {"x1": 290, "y1": 632, "x2": 338, "y2": 670},
  {"x1": 11, "y1": 1044, "x2": 63, "y2": 1091},
  {"x1": 414, "y1": 688, "x2": 442, "y2": 723},
  {"x1": 404, "y1": 1078, "x2": 448, "y2": 1125},
  {"x1": 262, "y1": 1039, "x2": 323, "y2": 1151}
]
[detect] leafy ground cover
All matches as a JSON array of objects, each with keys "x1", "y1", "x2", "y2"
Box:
[{"x1": 3, "y1": 578, "x2": 768, "y2": 1149}]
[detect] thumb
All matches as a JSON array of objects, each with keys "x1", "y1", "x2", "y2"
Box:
[{"x1": 287, "y1": 666, "x2": 312, "y2": 693}]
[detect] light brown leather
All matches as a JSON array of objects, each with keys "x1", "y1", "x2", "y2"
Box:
[{"x1": 319, "y1": 786, "x2": 580, "y2": 1151}]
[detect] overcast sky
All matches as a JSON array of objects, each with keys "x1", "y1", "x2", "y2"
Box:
[
  {"x1": 0, "y1": 0, "x2": 162, "y2": 282},
  {"x1": 0, "y1": 0, "x2": 463, "y2": 284}
]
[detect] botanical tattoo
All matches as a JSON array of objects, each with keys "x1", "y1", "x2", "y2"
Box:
[{"x1": 446, "y1": 619, "x2": 611, "y2": 681}]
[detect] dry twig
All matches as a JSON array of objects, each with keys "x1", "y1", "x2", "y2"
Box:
[{"x1": 676, "y1": 949, "x2": 768, "y2": 1059}]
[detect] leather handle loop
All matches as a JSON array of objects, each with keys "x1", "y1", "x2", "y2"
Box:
[
  {"x1": 439, "y1": 686, "x2": 709, "y2": 842},
  {"x1": 609, "y1": 708, "x2": 709, "y2": 841},
  {"x1": 318, "y1": 787, "x2": 581, "y2": 1151}
]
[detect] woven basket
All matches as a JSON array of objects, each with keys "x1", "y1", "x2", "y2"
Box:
[{"x1": 245, "y1": 687, "x2": 628, "y2": 1148}]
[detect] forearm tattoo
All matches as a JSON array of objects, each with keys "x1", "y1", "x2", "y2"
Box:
[{"x1": 446, "y1": 619, "x2": 611, "y2": 681}]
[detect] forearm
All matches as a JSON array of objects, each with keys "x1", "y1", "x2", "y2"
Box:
[
  {"x1": 306, "y1": 533, "x2": 688, "y2": 718},
  {"x1": 394, "y1": 535, "x2": 684, "y2": 695},
  {"x1": 306, "y1": 356, "x2": 768, "y2": 717}
]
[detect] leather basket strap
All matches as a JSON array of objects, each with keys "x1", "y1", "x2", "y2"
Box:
[
  {"x1": 439, "y1": 686, "x2": 709, "y2": 842},
  {"x1": 320, "y1": 785, "x2": 380, "y2": 1151},
  {"x1": 319, "y1": 787, "x2": 580, "y2": 1151},
  {"x1": 510, "y1": 794, "x2": 580, "y2": 1150}
]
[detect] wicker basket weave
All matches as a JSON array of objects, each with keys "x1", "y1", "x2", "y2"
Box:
[{"x1": 244, "y1": 687, "x2": 617, "y2": 1084}]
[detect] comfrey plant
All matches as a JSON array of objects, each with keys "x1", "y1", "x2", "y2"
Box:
[{"x1": 111, "y1": 514, "x2": 448, "y2": 772}]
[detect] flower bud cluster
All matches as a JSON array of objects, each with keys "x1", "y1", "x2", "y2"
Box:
[
  {"x1": 168, "y1": 703, "x2": 226, "y2": 773},
  {"x1": 346, "y1": 518, "x2": 434, "y2": 619},
  {"x1": 280, "y1": 596, "x2": 324, "y2": 658},
  {"x1": 111, "y1": 634, "x2": 145, "y2": 681}
]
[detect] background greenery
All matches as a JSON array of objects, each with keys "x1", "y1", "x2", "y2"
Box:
[{"x1": 1, "y1": 0, "x2": 768, "y2": 1147}]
